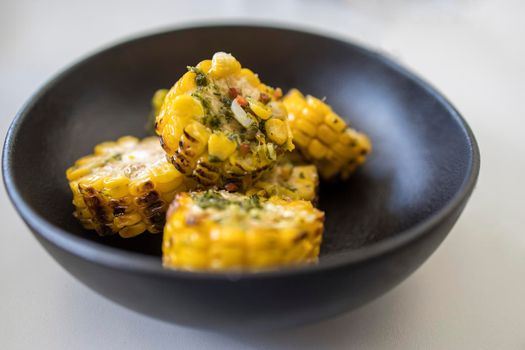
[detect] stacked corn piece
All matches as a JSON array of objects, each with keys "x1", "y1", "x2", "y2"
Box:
[
  {"x1": 66, "y1": 136, "x2": 195, "y2": 238},
  {"x1": 283, "y1": 89, "x2": 372, "y2": 180},
  {"x1": 246, "y1": 160, "x2": 319, "y2": 203},
  {"x1": 155, "y1": 52, "x2": 294, "y2": 190},
  {"x1": 163, "y1": 190, "x2": 324, "y2": 271}
]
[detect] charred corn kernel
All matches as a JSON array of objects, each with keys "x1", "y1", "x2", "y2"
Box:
[
  {"x1": 162, "y1": 190, "x2": 325, "y2": 271},
  {"x1": 265, "y1": 118, "x2": 288, "y2": 145},
  {"x1": 247, "y1": 98, "x2": 271, "y2": 120},
  {"x1": 208, "y1": 133, "x2": 236, "y2": 161},
  {"x1": 284, "y1": 88, "x2": 372, "y2": 180},
  {"x1": 66, "y1": 137, "x2": 195, "y2": 238},
  {"x1": 155, "y1": 52, "x2": 293, "y2": 188},
  {"x1": 209, "y1": 52, "x2": 241, "y2": 78},
  {"x1": 185, "y1": 121, "x2": 210, "y2": 146}
]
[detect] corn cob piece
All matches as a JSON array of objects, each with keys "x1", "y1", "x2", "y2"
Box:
[
  {"x1": 163, "y1": 190, "x2": 324, "y2": 271},
  {"x1": 283, "y1": 89, "x2": 372, "y2": 180},
  {"x1": 246, "y1": 160, "x2": 319, "y2": 203},
  {"x1": 66, "y1": 136, "x2": 196, "y2": 238},
  {"x1": 155, "y1": 52, "x2": 294, "y2": 189}
]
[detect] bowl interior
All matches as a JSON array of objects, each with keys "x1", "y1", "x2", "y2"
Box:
[{"x1": 5, "y1": 25, "x2": 475, "y2": 259}]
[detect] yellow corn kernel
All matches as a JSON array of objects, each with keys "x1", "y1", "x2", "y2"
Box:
[
  {"x1": 196, "y1": 59, "x2": 212, "y2": 73},
  {"x1": 94, "y1": 142, "x2": 116, "y2": 155},
  {"x1": 178, "y1": 229, "x2": 209, "y2": 249},
  {"x1": 306, "y1": 95, "x2": 331, "y2": 115},
  {"x1": 208, "y1": 133, "x2": 237, "y2": 161},
  {"x1": 117, "y1": 136, "x2": 139, "y2": 146},
  {"x1": 106, "y1": 186, "x2": 129, "y2": 198},
  {"x1": 72, "y1": 195, "x2": 86, "y2": 208},
  {"x1": 66, "y1": 166, "x2": 91, "y2": 181},
  {"x1": 184, "y1": 121, "x2": 211, "y2": 146},
  {"x1": 150, "y1": 162, "x2": 182, "y2": 183},
  {"x1": 128, "y1": 177, "x2": 155, "y2": 196},
  {"x1": 301, "y1": 106, "x2": 324, "y2": 125},
  {"x1": 332, "y1": 143, "x2": 354, "y2": 160},
  {"x1": 294, "y1": 118, "x2": 317, "y2": 137},
  {"x1": 156, "y1": 179, "x2": 183, "y2": 193},
  {"x1": 210, "y1": 248, "x2": 244, "y2": 269},
  {"x1": 325, "y1": 112, "x2": 347, "y2": 132},
  {"x1": 78, "y1": 208, "x2": 92, "y2": 219},
  {"x1": 160, "y1": 189, "x2": 178, "y2": 204},
  {"x1": 291, "y1": 130, "x2": 311, "y2": 148},
  {"x1": 308, "y1": 139, "x2": 328, "y2": 159},
  {"x1": 239, "y1": 68, "x2": 261, "y2": 86},
  {"x1": 265, "y1": 118, "x2": 288, "y2": 145},
  {"x1": 177, "y1": 248, "x2": 208, "y2": 269},
  {"x1": 119, "y1": 222, "x2": 147, "y2": 238},
  {"x1": 209, "y1": 52, "x2": 241, "y2": 78},
  {"x1": 317, "y1": 124, "x2": 339, "y2": 145},
  {"x1": 103, "y1": 176, "x2": 130, "y2": 189},
  {"x1": 152, "y1": 89, "x2": 168, "y2": 116},
  {"x1": 173, "y1": 95, "x2": 204, "y2": 120},
  {"x1": 75, "y1": 155, "x2": 97, "y2": 166},
  {"x1": 160, "y1": 123, "x2": 181, "y2": 153},
  {"x1": 211, "y1": 226, "x2": 245, "y2": 246},
  {"x1": 174, "y1": 71, "x2": 197, "y2": 95},
  {"x1": 247, "y1": 98, "x2": 272, "y2": 120},
  {"x1": 114, "y1": 213, "x2": 142, "y2": 228}
]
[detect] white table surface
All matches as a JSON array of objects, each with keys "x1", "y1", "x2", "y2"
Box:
[{"x1": 1, "y1": 0, "x2": 524, "y2": 348}]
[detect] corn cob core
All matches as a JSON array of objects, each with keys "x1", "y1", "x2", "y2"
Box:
[
  {"x1": 283, "y1": 89, "x2": 372, "y2": 180},
  {"x1": 247, "y1": 161, "x2": 319, "y2": 203},
  {"x1": 66, "y1": 136, "x2": 195, "y2": 238},
  {"x1": 163, "y1": 190, "x2": 324, "y2": 271},
  {"x1": 155, "y1": 52, "x2": 294, "y2": 189}
]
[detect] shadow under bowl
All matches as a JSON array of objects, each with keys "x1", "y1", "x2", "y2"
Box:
[{"x1": 2, "y1": 24, "x2": 479, "y2": 331}]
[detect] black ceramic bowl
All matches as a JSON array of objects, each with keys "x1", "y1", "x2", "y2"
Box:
[{"x1": 3, "y1": 24, "x2": 479, "y2": 331}]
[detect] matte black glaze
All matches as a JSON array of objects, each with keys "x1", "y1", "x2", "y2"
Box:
[{"x1": 2, "y1": 24, "x2": 479, "y2": 331}]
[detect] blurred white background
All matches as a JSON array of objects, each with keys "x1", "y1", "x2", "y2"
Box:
[{"x1": 1, "y1": 0, "x2": 524, "y2": 349}]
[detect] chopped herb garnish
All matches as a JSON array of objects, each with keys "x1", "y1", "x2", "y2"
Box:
[
  {"x1": 187, "y1": 66, "x2": 208, "y2": 86},
  {"x1": 195, "y1": 190, "x2": 263, "y2": 211}
]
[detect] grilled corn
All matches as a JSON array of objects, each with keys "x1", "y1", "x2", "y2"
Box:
[
  {"x1": 155, "y1": 52, "x2": 294, "y2": 189},
  {"x1": 283, "y1": 89, "x2": 372, "y2": 180},
  {"x1": 246, "y1": 159, "x2": 319, "y2": 203},
  {"x1": 66, "y1": 136, "x2": 196, "y2": 238},
  {"x1": 163, "y1": 190, "x2": 324, "y2": 271}
]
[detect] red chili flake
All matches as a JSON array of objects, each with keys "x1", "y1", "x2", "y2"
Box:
[
  {"x1": 228, "y1": 87, "x2": 239, "y2": 99},
  {"x1": 239, "y1": 143, "x2": 251, "y2": 156},
  {"x1": 259, "y1": 93, "x2": 270, "y2": 104},
  {"x1": 273, "y1": 87, "x2": 283, "y2": 99},
  {"x1": 235, "y1": 95, "x2": 248, "y2": 107},
  {"x1": 225, "y1": 183, "x2": 239, "y2": 192}
]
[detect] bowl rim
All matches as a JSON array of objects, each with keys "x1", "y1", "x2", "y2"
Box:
[{"x1": 2, "y1": 22, "x2": 480, "y2": 281}]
